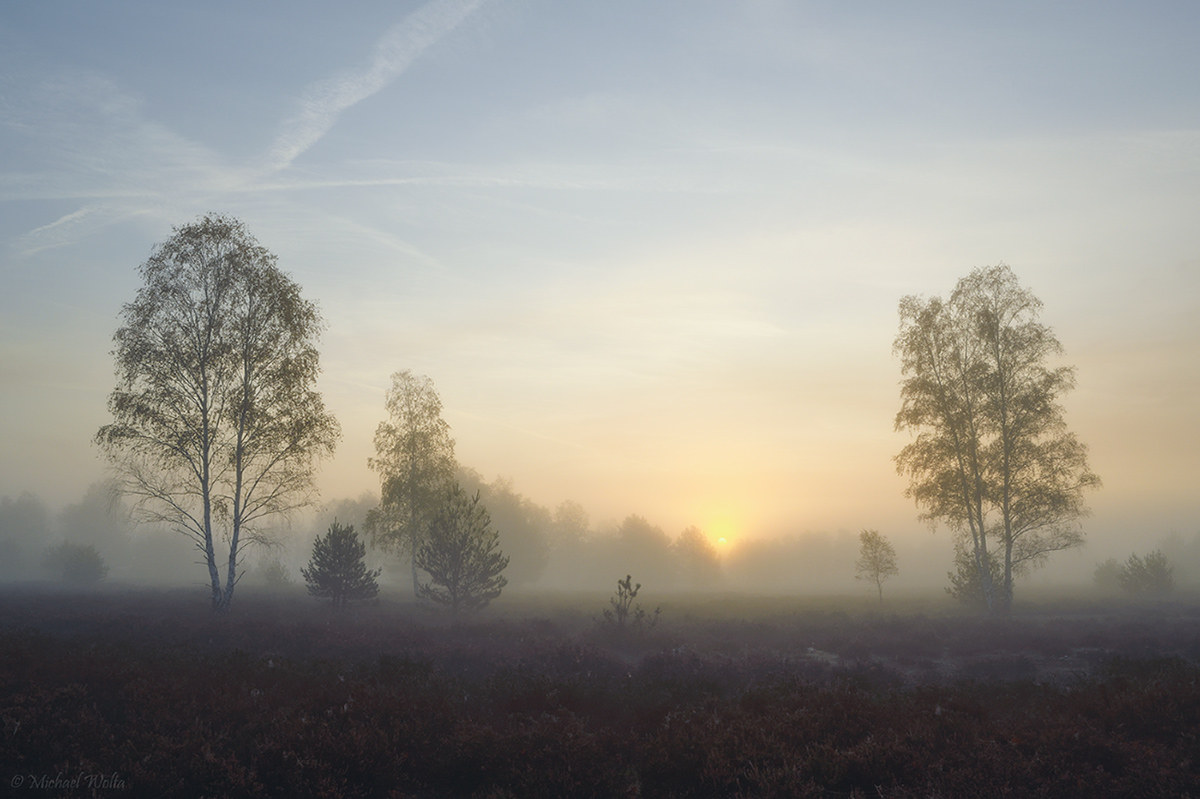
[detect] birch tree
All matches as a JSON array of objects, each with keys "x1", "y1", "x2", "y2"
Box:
[
  {"x1": 855, "y1": 529, "x2": 898, "y2": 603},
  {"x1": 96, "y1": 214, "x2": 339, "y2": 613},
  {"x1": 894, "y1": 264, "x2": 1099, "y2": 614},
  {"x1": 365, "y1": 370, "x2": 457, "y2": 594}
]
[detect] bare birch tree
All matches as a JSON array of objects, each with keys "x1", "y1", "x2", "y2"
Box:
[
  {"x1": 96, "y1": 214, "x2": 339, "y2": 613},
  {"x1": 894, "y1": 264, "x2": 1099, "y2": 614}
]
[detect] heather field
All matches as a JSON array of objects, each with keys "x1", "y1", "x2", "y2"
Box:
[{"x1": 3, "y1": 587, "x2": 1200, "y2": 797}]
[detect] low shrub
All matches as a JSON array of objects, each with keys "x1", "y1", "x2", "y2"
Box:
[{"x1": 42, "y1": 542, "x2": 108, "y2": 584}]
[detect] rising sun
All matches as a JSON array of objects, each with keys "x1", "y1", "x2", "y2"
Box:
[{"x1": 708, "y1": 517, "x2": 737, "y2": 550}]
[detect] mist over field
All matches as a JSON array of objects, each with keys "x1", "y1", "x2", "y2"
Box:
[
  {"x1": 3, "y1": 3, "x2": 1200, "y2": 793},
  {"x1": 4, "y1": 476, "x2": 1199, "y2": 602}
]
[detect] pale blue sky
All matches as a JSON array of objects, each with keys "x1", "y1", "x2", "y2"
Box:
[{"x1": 2, "y1": 1, "x2": 1198, "y2": 553}]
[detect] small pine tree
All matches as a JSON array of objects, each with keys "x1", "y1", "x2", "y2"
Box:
[
  {"x1": 302, "y1": 521, "x2": 381, "y2": 609},
  {"x1": 855, "y1": 529, "x2": 899, "y2": 603},
  {"x1": 415, "y1": 485, "x2": 509, "y2": 614}
]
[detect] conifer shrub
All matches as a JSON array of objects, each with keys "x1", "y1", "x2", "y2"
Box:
[{"x1": 301, "y1": 521, "x2": 381, "y2": 608}]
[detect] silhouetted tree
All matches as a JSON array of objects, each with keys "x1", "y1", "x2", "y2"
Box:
[
  {"x1": 43, "y1": 542, "x2": 109, "y2": 584},
  {"x1": 415, "y1": 485, "x2": 508, "y2": 614},
  {"x1": 1093, "y1": 558, "x2": 1123, "y2": 592},
  {"x1": 302, "y1": 522, "x2": 380, "y2": 608},
  {"x1": 673, "y1": 526, "x2": 721, "y2": 586},
  {"x1": 366, "y1": 371, "x2": 456, "y2": 595},
  {"x1": 551, "y1": 500, "x2": 590, "y2": 548},
  {"x1": 611, "y1": 515, "x2": 676, "y2": 588},
  {"x1": 721, "y1": 532, "x2": 861, "y2": 593},
  {"x1": 0, "y1": 492, "x2": 50, "y2": 578},
  {"x1": 1118, "y1": 550, "x2": 1174, "y2": 595},
  {"x1": 317, "y1": 492, "x2": 378, "y2": 541},
  {"x1": 457, "y1": 470, "x2": 550, "y2": 587},
  {"x1": 96, "y1": 215, "x2": 340, "y2": 613},
  {"x1": 58, "y1": 481, "x2": 129, "y2": 553},
  {"x1": 855, "y1": 529, "x2": 898, "y2": 603},
  {"x1": 257, "y1": 557, "x2": 294, "y2": 589},
  {"x1": 895, "y1": 264, "x2": 1099, "y2": 614}
]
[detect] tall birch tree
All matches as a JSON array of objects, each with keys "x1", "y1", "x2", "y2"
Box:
[
  {"x1": 96, "y1": 214, "x2": 340, "y2": 613},
  {"x1": 365, "y1": 370, "x2": 457, "y2": 594},
  {"x1": 894, "y1": 264, "x2": 1099, "y2": 614}
]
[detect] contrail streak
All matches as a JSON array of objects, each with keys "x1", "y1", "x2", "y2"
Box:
[{"x1": 268, "y1": 0, "x2": 486, "y2": 171}]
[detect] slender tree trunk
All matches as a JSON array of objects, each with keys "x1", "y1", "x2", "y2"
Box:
[
  {"x1": 201, "y1": 405, "x2": 223, "y2": 613},
  {"x1": 222, "y1": 354, "x2": 251, "y2": 616},
  {"x1": 409, "y1": 464, "x2": 421, "y2": 598}
]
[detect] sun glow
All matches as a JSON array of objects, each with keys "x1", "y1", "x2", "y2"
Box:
[{"x1": 707, "y1": 517, "x2": 737, "y2": 551}]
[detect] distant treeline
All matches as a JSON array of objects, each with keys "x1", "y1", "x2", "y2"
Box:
[{"x1": 5, "y1": 478, "x2": 1199, "y2": 596}]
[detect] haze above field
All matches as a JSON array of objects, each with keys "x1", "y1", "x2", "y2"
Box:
[{"x1": 1, "y1": 1, "x2": 1197, "y2": 562}]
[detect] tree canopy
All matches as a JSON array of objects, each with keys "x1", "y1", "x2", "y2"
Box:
[
  {"x1": 456, "y1": 468, "x2": 550, "y2": 587},
  {"x1": 96, "y1": 214, "x2": 339, "y2": 612},
  {"x1": 855, "y1": 529, "x2": 898, "y2": 603},
  {"x1": 673, "y1": 526, "x2": 721, "y2": 586},
  {"x1": 894, "y1": 264, "x2": 1099, "y2": 613},
  {"x1": 366, "y1": 370, "x2": 456, "y2": 594}
]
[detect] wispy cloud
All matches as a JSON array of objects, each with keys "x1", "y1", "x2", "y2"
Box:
[
  {"x1": 268, "y1": 0, "x2": 486, "y2": 171},
  {"x1": 13, "y1": 202, "x2": 165, "y2": 256}
]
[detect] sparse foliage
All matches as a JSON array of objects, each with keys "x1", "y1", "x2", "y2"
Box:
[
  {"x1": 95, "y1": 215, "x2": 339, "y2": 613},
  {"x1": 602, "y1": 574, "x2": 660, "y2": 633},
  {"x1": 946, "y1": 536, "x2": 1004, "y2": 608},
  {"x1": 1093, "y1": 558, "x2": 1122, "y2": 592},
  {"x1": 415, "y1": 485, "x2": 509, "y2": 614},
  {"x1": 894, "y1": 264, "x2": 1099, "y2": 614},
  {"x1": 302, "y1": 522, "x2": 380, "y2": 608},
  {"x1": 0, "y1": 492, "x2": 51, "y2": 577},
  {"x1": 58, "y1": 481, "x2": 129, "y2": 552},
  {"x1": 673, "y1": 526, "x2": 721, "y2": 586},
  {"x1": 366, "y1": 371, "x2": 456, "y2": 595},
  {"x1": 1118, "y1": 550, "x2": 1174, "y2": 595},
  {"x1": 456, "y1": 470, "x2": 551, "y2": 587},
  {"x1": 855, "y1": 529, "x2": 898, "y2": 603},
  {"x1": 259, "y1": 557, "x2": 294, "y2": 588},
  {"x1": 551, "y1": 500, "x2": 590, "y2": 547},
  {"x1": 43, "y1": 542, "x2": 109, "y2": 584},
  {"x1": 612, "y1": 515, "x2": 676, "y2": 588}
]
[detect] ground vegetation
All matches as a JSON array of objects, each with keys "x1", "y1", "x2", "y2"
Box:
[{"x1": 3, "y1": 589, "x2": 1199, "y2": 797}]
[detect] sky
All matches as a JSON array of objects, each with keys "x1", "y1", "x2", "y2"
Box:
[{"x1": 1, "y1": 1, "x2": 1198, "y2": 559}]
